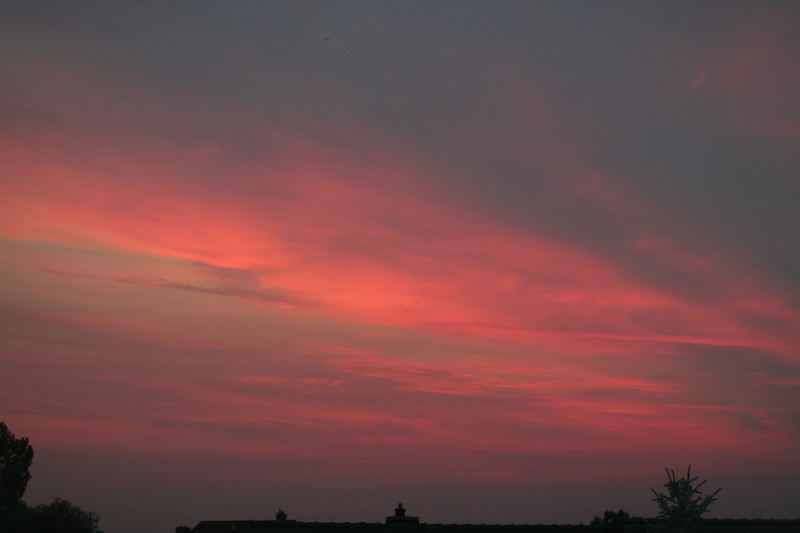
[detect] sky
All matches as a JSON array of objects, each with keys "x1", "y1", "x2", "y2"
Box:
[{"x1": 1, "y1": 1, "x2": 799, "y2": 532}]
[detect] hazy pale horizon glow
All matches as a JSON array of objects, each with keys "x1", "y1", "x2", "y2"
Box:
[{"x1": 1, "y1": 2, "x2": 799, "y2": 533}]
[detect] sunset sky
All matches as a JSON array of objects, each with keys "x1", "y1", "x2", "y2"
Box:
[{"x1": 1, "y1": 2, "x2": 799, "y2": 532}]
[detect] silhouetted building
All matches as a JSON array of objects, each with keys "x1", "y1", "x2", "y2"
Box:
[
  {"x1": 614, "y1": 518, "x2": 800, "y2": 533},
  {"x1": 386, "y1": 504, "x2": 419, "y2": 525},
  {"x1": 179, "y1": 506, "x2": 800, "y2": 533}
]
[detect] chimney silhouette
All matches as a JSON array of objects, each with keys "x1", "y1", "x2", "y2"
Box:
[{"x1": 386, "y1": 503, "x2": 419, "y2": 525}]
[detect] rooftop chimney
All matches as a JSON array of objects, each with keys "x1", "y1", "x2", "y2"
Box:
[{"x1": 386, "y1": 503, "x2": 419, "y2": 525}]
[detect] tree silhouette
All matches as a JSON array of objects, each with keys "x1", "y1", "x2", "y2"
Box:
[
  {"x1": 651, "y1": 465, "x2": 720, "y2": 533},
  {"x1": 0, "y1": 422, "x2": 99, "y2": 533},
  {"x1": 590, "y1": 509, "x2": 631, "y2": 532},
  {"x1": 31, "y1": 498, "x2": 99, "y2": 533},
  {"x1": 0, "y1": 421, "x2": 34, "y2": 512}
]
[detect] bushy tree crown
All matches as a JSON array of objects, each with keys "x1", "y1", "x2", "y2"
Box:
[
  {"x1": 651, "y1": 465, "x2": 720, "y2": 532},
  {"x1": 0, "y1": 421, "x2": 34, "y2": 511}
]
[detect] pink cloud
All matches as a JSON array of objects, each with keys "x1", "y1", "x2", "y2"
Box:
[{"x1": 2, "y1": 36, "x2": 799, "y2": 499}]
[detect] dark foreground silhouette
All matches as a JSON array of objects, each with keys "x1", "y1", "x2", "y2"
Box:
[
  {"x1": 178, "y1": 504, "x2": 800, "y2": 533},
  {"x1": 0, "y1": 421, "x2": 99, "y2": 533},
  {"x1": 3, "y1": 421, "x2": 796, "y2": 533}
]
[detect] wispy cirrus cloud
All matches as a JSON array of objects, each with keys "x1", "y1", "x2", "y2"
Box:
[{"x1": 40, "y1": 266, "x2": 299, "y2": 305}]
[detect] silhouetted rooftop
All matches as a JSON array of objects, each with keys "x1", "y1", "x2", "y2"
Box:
[{"x1": 182, "y1": 506, "x2": 800, "y2": 533}]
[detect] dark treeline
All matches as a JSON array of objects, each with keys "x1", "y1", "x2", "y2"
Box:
[{"x1": 1, "y1": 421, "x2": 100, "y2": 533}]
